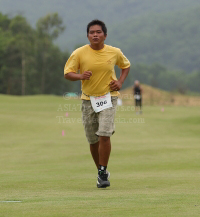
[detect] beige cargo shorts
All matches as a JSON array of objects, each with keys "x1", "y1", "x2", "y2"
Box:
[{"x1": 82, "y1": 96, "x2": 118, "y2": 144}]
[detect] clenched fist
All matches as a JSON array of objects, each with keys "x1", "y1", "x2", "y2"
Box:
[
  {"x1": 109, "y1": 80, "x2": 122, "y2": 91},
  {"x1": 80, "y1": 71, "x2": 92, "y2": 80}
]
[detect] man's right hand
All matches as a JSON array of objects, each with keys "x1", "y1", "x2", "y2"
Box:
[{"x1": 80, "y1": 71, "x2": 92, "y2": 80}]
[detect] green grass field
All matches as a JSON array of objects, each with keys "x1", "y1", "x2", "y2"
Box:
[{"x1": 0, "y1": 95, "x2": 200, "y2": 217}]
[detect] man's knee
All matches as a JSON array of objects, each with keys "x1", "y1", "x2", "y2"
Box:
[
  {"x1": 100, "y1": 136, "x2": 110, "y2": 143},
  {"x1": 90, "y1": 141, "x2": 99, "y2": 146}
]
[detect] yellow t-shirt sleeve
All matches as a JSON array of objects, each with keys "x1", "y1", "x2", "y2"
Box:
[
  {"x1": 116, "y1": 49, "x2": 131, "y2": 69},
  {"x1": 64, "y1": 51, "x2": 79, "y2": 75}
]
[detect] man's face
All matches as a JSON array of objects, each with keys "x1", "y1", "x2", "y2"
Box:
[{"x1": 87, "y1": 25, "x2": 107, "y2": 46}]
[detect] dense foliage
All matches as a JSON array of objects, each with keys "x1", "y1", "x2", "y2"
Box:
[
  {"x1": 0, "y1": 13, "x2": 72, "y2": 95},
  {"x1": 0, "y1": 12, "x2": 200, "y2": 95},
  {"x1": 118, "y1": 64, "x2": 200, "y2": 94}
]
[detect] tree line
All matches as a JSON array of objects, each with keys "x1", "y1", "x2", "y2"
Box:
[
  {"x1": 0, "y1": 12, "x2": 74, "y2": 95},
  {"x1": 0, "y1": 12, "x2": 200, "y2": 95},
  {"x1": 118, "y1": 64, "x2": 200, "y2": 94}
]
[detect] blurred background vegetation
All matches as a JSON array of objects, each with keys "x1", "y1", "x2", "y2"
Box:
[{"x1": 0, "y1": 0, "x2": 200, "y2": 95}]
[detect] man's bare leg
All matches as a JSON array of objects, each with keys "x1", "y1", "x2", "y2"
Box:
[
  {"x1": 96, "y1": 136, "x2": 111, "y2": 188},
  {"x1": 90, "y1": 137, "x2": 111, "y2": 168},
  {"x1": 90, "y1": 141, "x2": 99, "y2": 169},
  {"x1": 99, "y1": 136, "x2": 111, "y2": 167}
]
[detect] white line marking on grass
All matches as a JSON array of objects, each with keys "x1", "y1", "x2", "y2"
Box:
[{"x1": 0, "y1": 201, "x2": 22, "y2": 203}]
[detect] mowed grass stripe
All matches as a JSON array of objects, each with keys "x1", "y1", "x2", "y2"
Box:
[{"x1": 0, "y1": 95, "x2": 200, "y2": 217}]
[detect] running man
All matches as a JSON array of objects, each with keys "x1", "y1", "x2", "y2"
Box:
[
  {"x1": 133, "y1": 80, "x2": 142, "y2": 114},
  {"x1": 64, "y1": 20, "x2": 130, "y2": 188}
]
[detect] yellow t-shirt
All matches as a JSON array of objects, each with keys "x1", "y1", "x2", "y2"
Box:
[{"x1": 64, "y1": 44, "x2": 130, "y2": 100}]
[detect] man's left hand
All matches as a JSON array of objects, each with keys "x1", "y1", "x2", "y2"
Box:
[{"x1": 109, "y1": 80, "x2": 122, "y2": 91}]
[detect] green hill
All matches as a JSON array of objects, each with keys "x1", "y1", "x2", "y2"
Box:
[
  {"x1": 1, "y1": 0, "x2": 200, "y2": 72},
  {"x1": 108, "y1": 7, "x2": 200, "y2": 72}
]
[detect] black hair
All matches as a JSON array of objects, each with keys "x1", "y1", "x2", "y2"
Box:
[{"x1": 87, "y1": 19, "x2": 107, "y2": 36}]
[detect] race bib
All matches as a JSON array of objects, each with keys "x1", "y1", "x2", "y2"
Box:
[
  {"x1": 90, "y1": 92, "x2": 113, "y2": 113},
  {"x1": 134, "y1": 95, "x2": 141, "y2": 100}
]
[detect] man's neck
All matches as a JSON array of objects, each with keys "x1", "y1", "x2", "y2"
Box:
[{"x1": 90, "y1": 43, "x2": 104, "y2": 50}]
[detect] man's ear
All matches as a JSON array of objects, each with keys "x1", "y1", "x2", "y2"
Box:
[{"x1": 104, "y1": 34, "x2": 107, "y2": 40}]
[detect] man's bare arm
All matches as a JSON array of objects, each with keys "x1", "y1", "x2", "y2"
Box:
[
  {"x1": 118, "y1": 67, "x2": 130, "y2": 85},
  {"x1": 109, "y1": 67, "x2": 130, "y2": 91},
  {"x1": 64, "y1": 71, "x2": 92, "y2": 81}
]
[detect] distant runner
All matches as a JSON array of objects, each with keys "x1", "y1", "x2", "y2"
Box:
[{"x1": 133, "y1": 80, "x2": 142, "y2": 114}]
